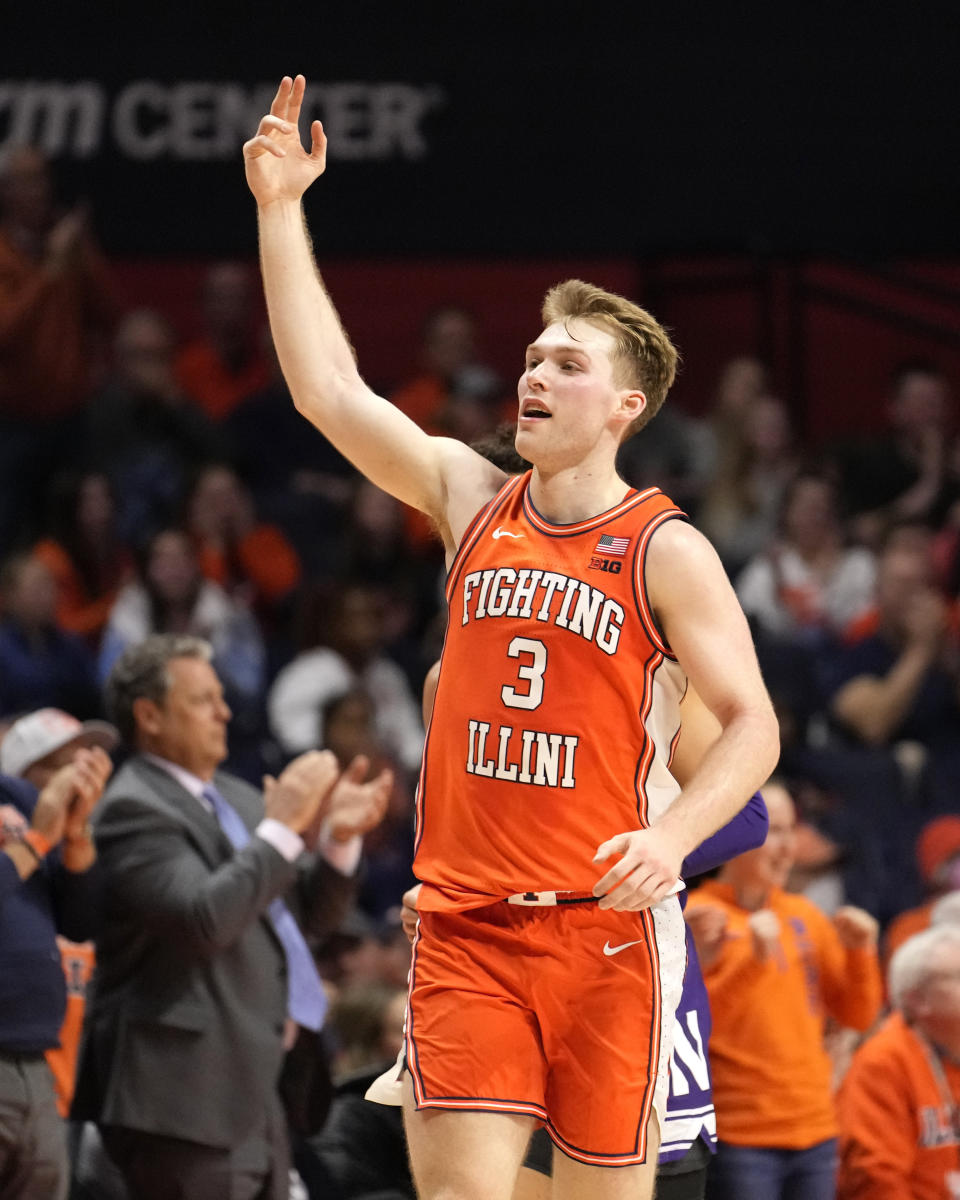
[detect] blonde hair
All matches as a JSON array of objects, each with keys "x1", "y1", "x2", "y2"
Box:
[{"x1": 541, "y1": 279, "x2": 679, "y2": 436}]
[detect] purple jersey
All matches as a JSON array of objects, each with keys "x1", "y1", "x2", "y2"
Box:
[{"x1": 658, "y1": 791, "x2": 768, "y2": 1164}]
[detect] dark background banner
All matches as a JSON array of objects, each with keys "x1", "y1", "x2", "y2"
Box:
[{"x1": 4, "y1": 2, "x2": 959, "y2": 258}]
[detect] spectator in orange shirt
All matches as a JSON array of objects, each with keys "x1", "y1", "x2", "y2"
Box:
[
  {"x1": 837, "y1": 925, "x2": 960, "y2": 1200},
  {"x1": 32, "y1": 470, "x2": 134, "y2": 646},
  {"x1": 184, "y1": 462, "x2": 301, "y2": 630},
  {"x1": 175, "y1": 261, "x2": 270, "y2": 422},
  {"x1": 687, "y1": 779, "x2": 883, "y2": 1200}
]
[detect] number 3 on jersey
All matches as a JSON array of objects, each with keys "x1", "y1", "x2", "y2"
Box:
[{"x1": 501, "y1": 637, "x2": 547, "y2": 710}]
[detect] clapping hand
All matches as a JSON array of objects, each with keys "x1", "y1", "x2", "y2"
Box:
[{"x1": 324, "y1": 755, "x2": 392, "y2": 843}]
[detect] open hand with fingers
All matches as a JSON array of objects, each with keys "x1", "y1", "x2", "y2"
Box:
[
  {"x1": 592, "y1": 826, "x2": 685, "y2": 910},
  {"x1": 264, "y1": 749, "x2": 340, "y2": 833},
  {"x1": 243, "y1": 74, "x2": 328, "y2": 206},
  {"x1": 324, "y1": 754, "x2": 392, "y2": 843}
]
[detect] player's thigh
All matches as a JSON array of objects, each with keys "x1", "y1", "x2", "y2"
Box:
[
  {"x1": 511, "y1": 1164, "x2": 551, "y2": 1200},
  {"x1": 551, "y1": 1112, "x2": 660, "y2": 1200},
  {"x1": 402, "y1": 1073, "x2": 536, "y2": 1200}
]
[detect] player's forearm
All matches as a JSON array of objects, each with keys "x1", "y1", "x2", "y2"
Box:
[
  {"x1": 257, "y1": 199, "x2": 360, "y2": 414},
  {"x1": 655, "y1": 708, "x2": 779, "y2": 859}
]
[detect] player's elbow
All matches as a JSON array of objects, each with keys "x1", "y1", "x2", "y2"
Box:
[
  {"x1": 291, "y1": 372, "x2": 361, "y2": 424},
  {"x1": 752, "y1": 707, "x2": 781, "y2": 779}
]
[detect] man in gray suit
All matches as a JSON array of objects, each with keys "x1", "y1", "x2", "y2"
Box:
[{"x1": 73, "y1": 633, "x2": 391, "y2": 1200}]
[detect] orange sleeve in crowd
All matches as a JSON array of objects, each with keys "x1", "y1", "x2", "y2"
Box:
[
  {"x1": 237, "y1": 526, "x2": 301, "y2": 600},
  {"x1": 197, "y1": 525, "x2": 301, "y2": 603},
  {"x1": 175, "y1": 339, "x2": 271, "y2": 422},
  {"x1": 45, "y1": 938, "x2": 96, "y2": 1117},
  {"x1": 811, "y1": 907, "x2": 884, "y2": 1033},
  {"x1": 32, "y1": 539, "x2": 125, "y2": 640}
]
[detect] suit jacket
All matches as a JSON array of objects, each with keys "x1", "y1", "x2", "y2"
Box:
[{"x1": 72, "y1": 755, "x2": 354, "y2": 1147}]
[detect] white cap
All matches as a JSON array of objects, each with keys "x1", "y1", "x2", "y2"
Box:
[{"x1": 0, "y1": 708, "x2": 119, "y2": 778}]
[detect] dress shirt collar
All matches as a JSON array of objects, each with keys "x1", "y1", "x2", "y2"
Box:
[{"x1": 142, "y1": 753, "x2": 211, "y2": 810}]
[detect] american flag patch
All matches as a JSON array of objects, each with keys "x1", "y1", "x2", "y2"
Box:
[{"x1": 595, "y1": 534, "x2": 630, "y2": 556}]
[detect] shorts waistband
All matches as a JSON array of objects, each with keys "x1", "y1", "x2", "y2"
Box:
[{"x1": 505, "y1": 890, "x2": 598, "y2": 906}]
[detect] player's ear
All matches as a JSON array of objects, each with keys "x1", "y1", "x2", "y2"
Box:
[{"x1": 617, "y1": 389, "x2": 646, "y2": 426}]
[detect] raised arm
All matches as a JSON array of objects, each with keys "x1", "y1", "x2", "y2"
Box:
[{"x1": 243, "y1": 76, "x2": 504, "y2": 552}]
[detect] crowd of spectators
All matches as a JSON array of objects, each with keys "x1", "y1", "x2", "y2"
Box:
[{"x1": 3, "y1": 146, "x2": 960, "y2": 1198}]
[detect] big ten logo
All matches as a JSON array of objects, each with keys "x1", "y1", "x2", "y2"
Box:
[{"x1": 588, "y1": 556, "x2": 622, "y2": 574}]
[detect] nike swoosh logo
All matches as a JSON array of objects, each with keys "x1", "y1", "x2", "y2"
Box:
[
  {"x1": 602, "y1": 939, "x2": 645, "y2": 957},
  {"x1": 492, "y1": 527, "x2": 525, "y2": 539}
]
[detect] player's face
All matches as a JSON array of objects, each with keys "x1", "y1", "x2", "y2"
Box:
[{"x1": 515, "y1": 320, "x2": 634, "y2": 466}]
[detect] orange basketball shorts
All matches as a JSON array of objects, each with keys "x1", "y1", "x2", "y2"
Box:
[{"x1": 405, "y1": 895, "x2": 685, "y2": 1166}]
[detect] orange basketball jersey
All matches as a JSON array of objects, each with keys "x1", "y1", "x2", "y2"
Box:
[{"x1": 415, "y1": 472, "x2": 688, "y2": 912}]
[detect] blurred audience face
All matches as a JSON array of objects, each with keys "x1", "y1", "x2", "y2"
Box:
[
  {"x1": 133, "y1": 654, "x2": 231, "y2": 777},
  {"x1": 76, "y1": 473, "x2": 116, "y2": 542},
  {"x1": 332, "y1": 586, "x2": 385, "y2": 666},
  {"x1": 202, "y1": 262, "x2": 255, "y2": 339},
  {"x1": 352, "y1": 480, "x2": 403, "y2": 544},
  {"x1": 1, "y1": 556, "x2": 58, "y2": 628},
  {"x1": 891, "y1": 368, "x2": 951, "y2": 435},
  {"x1": 714, "y1": 355, "x2": 769, "y2": 421},
  {"x1": 747, "y1": 395, "x2": 792, "y2": 463},
  {"x1": 906, "y1": 938, "x2": 960, "y2": 1047},
  {"x1": 145, "y1": 531, "x2": 201, "y2": 608},
  {"x1": 188, "y1": 465, "x2": 253, "y2": 539},
  {"x1": 24, "y1": 741, "x2": 89, "y2": 790},
  {"x1": 324, "y1": 690, "x2": 378, "y2": 767},
  {"x1": 0, "y1": 146, "x2": 53, "y2": 232},
  {"x1": 113, "y1": 309, "x2": 178, "y2": 397},
  {"x1": 876, "y1": 545, "x2": 935, "y2": 626},
  {"x1": 422, "y1": 307, "x2": 477, "y2": 379},
  {"x1": 726, "y1": 782, "x2": 797, "y2": 895},
  {"x1": 782, "y1": 476, "x2": 839, "y2": 551}
]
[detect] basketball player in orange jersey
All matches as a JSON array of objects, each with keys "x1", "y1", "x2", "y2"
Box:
[{"x1": 244, "y1": 75, "x2": 779, "y2": 1200}]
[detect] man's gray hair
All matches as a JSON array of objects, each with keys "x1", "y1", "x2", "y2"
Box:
[
  {"x1": 889, "y1": 924, "x2": 960, "y2": 1013},
  {"x1": 105, "y1": 634, "x2": 213, "y2": 745}
]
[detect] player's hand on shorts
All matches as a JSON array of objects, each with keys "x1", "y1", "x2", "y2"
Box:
[
  {"x1": 401, "y1": 883, "x2": 422, "y2": 942},
  {"x1": 243, "y1": 75, "x2": 328, "y2": 206},
  {"x1": 592, "y1": 827, "x2": 684, "y2": 910},
  {"x1": 685, "y1": 904, "x2": 728, "y2": 971},
  {"x1": 832, "y1": 905, "x2": 879, "y2": 950}
]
